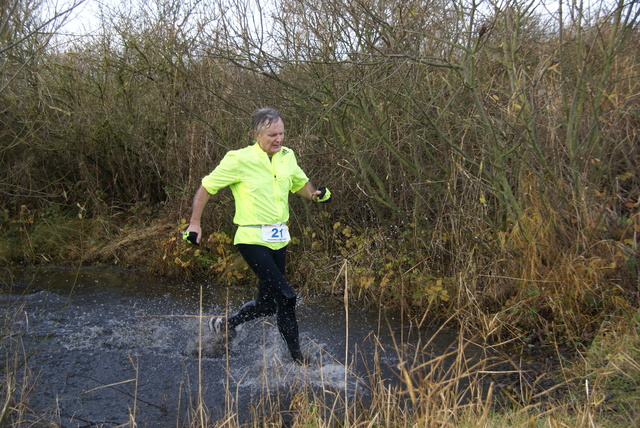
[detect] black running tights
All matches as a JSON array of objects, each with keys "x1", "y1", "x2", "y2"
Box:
[{"x1": 229, "y1": 244, "x2": 301, "y2": 361}]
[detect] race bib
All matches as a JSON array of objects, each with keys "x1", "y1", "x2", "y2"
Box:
[{"x1": 261, "y1": 223, "x2": 291, "y2": 243}]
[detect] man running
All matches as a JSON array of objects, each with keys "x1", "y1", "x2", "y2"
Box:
[{"x1": 183, "y1": 107, "x2": 331, "y2": 364}]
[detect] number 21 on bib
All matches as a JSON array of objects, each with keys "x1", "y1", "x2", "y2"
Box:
[{"x1": 261, "y1": 223, "x2": 290, "y2": 243}]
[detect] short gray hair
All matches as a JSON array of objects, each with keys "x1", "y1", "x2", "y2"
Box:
[{"x1": 252, "y1": 107, "x2": 282, "y2": 133}]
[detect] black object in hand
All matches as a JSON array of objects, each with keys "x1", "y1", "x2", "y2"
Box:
[
  {"x1": 183, "y1": 231, "x2": 199, "y2": 245},
  {"x1": 317, "y1": 187, "x2": 332, "y2": 203}
]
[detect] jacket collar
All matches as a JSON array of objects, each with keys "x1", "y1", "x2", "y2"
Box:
[{"x1": 252, "y1": 142, "x2": 285, "y2": 158}]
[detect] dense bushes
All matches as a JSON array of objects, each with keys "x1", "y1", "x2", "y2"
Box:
[{"x1": 1, "y1": 0, "x2": 639, "y2": 340}]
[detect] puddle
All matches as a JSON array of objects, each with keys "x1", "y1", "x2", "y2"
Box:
[{"x1": 0, "y1": 267, "x2": 456, "y2": 426}]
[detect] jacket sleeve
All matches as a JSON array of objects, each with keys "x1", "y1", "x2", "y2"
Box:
[
  {"x1": 201, "y1": 151, "x2": 240, "y2": 195},
  {"x1": 289, "y1": 150, "x2": 309, "y2": 193}
]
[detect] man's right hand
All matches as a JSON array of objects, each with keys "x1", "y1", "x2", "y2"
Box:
[
  {"x1": 182, "y1": 231, "x2": 199, "y2": 245},
  {"x1": 182, "y1": 225, "x2": 202, "y2": 245}
]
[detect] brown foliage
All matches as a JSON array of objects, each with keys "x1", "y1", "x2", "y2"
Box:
[{"x1": 1, "y1": 0, "x2": 638, "y2": 341}]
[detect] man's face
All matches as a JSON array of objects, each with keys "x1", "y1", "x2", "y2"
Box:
[{"x1": 255, "y1": 118, "x2": 285, "y2": 156}]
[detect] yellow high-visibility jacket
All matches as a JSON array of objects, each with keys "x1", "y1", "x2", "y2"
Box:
[{"x1": 201, "y1": 143, "x2": 309, "y2": 249}]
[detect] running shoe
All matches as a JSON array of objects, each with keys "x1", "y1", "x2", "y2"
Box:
[{"x1": 209, "y1": 317, "x2": 236, "y2": 340}]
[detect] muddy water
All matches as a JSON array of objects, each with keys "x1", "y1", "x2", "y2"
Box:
[{"x1": 1, "y1": 267, "x2": 457, "y2": 427}]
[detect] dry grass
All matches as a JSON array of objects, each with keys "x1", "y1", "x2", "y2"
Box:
[
  {"x1": 0, "y1": 291, "x2": 54, "y2": 426},
  {"x1": 171, "y1": 270, "x2": 639, "y2": 428}
]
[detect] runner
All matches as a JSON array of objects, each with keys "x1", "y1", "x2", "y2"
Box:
[{"x1": 183, "y1": 107, "x2": 331, "y2": 364}]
